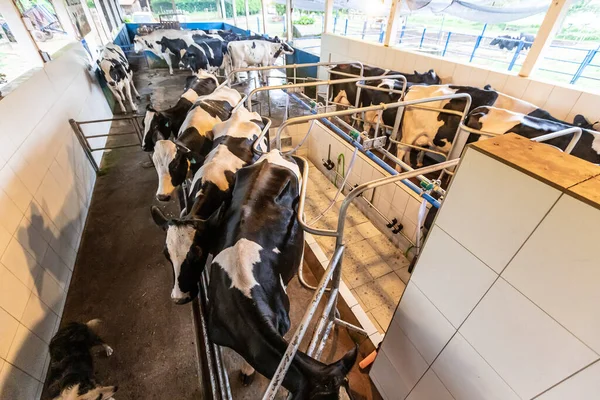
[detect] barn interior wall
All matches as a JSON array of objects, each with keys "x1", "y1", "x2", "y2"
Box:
[
  {"x1": 318, "y1": 34, "x2": 600, "y2": 123},
  {"x1": 0, "y1": 42, "x2": 111, "y2": 398},
  {"x1": 370, "y1": 143, "x2": 600, "y2": 399},
  {"x1": 305, "y1": 121, "x2": 425, "y2": 250}
]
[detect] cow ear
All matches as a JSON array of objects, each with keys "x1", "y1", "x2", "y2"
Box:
[
  {"x1": 151, "y1": 206, "x2": 168, "y2": 230},
  {"x1": 330, "y1": 345, "x2": 358, "y2": 376},
  {"x1": 414, "y1": 70, "x2": 419, "y2": 74},
  {"x1": 146, "y1": 104, "x2": 156, "y2": 112},
  {"x1": 429, "y1": 69, "x2": 434, "y2": 73},
  {"x1": 155, "y1": 40, "x2": 161, "y2": 45},
  {"x1": 174, "y1": 140, "x2": 191, "y2": 154}
]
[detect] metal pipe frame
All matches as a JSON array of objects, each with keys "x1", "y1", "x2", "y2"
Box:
[
  {"x1": 262, "y1": 159, "x2": 460, "y2": 400},
  {"x1": 458, "y1": 122, "x2": 583, "y2": 155}
]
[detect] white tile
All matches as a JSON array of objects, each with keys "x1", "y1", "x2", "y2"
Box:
[
  {"x1": 568, "y1": 91, "x2": 600, "y2": 123},
  {"x1": 393, "y1": 281, "x2": 455, "y2": 364},
  {"x1": 6, "y1": 324, "x2": 48, "y2": 380},
  {"x1": 0, "y1": 165, "x2": 33, "y2": 213},
  {"x1": 0, "y1": 263, "x2": 30, "y2": 320},
  {"x1": 35, "y1": 269, "x2": 67, "y2": 315},
  {"x1": 503, "y1": 195, "x2": 600, "y2": 354},
  {"x1": 15, "y1": 217, "x2": 49, "y2": 265},
  {"x1": 537, "y1": 360, "x2": 600, "y2": 400},
  {"x1": 399, "y1": 216, "x2": 417, "y2": 242},
  {"x1": 402, "y1": 197, "x2": 422, "y2": 225},
  {"x1": 411, "y1": 226, "x2": 497, "y2": 328},
  {"x1": 485, "y1": 71, "x2": 508, "y2": 92},
  {"x1": 1, "y1": 238, "x2": 41, "y2": 290},
  {"x1": 0, "y1": 224, "x2": 12, "y2": 258},
  {"x1": 522, "y1": 80, "x2": 554, "y2": 108},
  {"x1": 460, "y1": 279, "x2": 598, "y2": 399},
  {"x1": 407, "y1": 369, "x2": 454, "y2": 400},
  {"x1": 436, "y1": 149, "x2": 561, "y2": 273},
  {"x1": 542, "y1": 86, "x2": 582, "y2": 120},
  {"x1": 0, "y1": 360, "x2": 41, "y2": 400},
  {"x1": 468, "y1": 66, "x2": 491, "y2": 88},
  {"x1": 452, "y1": 64, "x2": 471, "y2": 86},
  {"x1": 0, "y1": 189, "x2": 24, "y2": 235},
  {"x1": 0, "y1": 307, "x2": 19, "y2": 359},
  {"x1": 41, "y1": 247, "x2": 70, "y2": 290},
  {"x1": 402, "y1": 52, "x2": 418, "y2": 73},
  {"x1": 371, "y1": 347, "x2": 415, "y2": 400},
  {"x1": 21, "y1": 293, "x2": 58, "y2": 344},
  {"x1": 433, "y1": 333, "x2": 520, "y2": 400},
  {"x1": 502, "y1": 75, "x2": 530, "y2": 99},
  {"x1": 391, "y1": 184, "x2": 410, "y2": 214},
  {"x1": 437, "y1": 61, "x2": 457, "y2": 83}
]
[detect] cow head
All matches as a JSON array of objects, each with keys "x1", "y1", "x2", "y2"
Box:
[
  {"x1": 180, "y1": 46, "x2": 207, "y2": 72},
  {"x1": 142, "y1": 105, "x2": 170, "y2": 151},
  {"x1": 422, "y1": 69, "x2": 440, "y2": 85},
  {"x1": 151, "y1": 205, "x2": 223, "y2": 303},
  {"x1": 490, "y1": 37, "x2": 500, "y2": 46},
  {"x1": 297, "y1": 346, "x2": 358, "y2": 400},
  {"x1": 152, "y1": 140, "x2": 190, "y2": 201}
]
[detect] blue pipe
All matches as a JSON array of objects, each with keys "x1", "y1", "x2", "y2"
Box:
[{"x1": 286, "y1": 93, "x2": 441, "y2": 208}]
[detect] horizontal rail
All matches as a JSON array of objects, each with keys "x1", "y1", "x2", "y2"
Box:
[
  {"x1": 227, "y1": 60, "x2": 363, "y2": 84},
  {"x1": 530, "y1": 127, "x2": 582, "y2": 154}
]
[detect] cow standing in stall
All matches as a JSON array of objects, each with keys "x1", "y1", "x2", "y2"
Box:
[
  {"x1": 133, "y1": 29, "x2": 196, "y2": 75},
  {"x1": 142, "y1": 71, "x2": 219, "y2": 151},
  {"x1": 179, "y1": 38, "x2": 228, "y2": 74},
  {"x1": 97, "y1": 43, "x2": 141, "y2": 113},
  {"x1": 227, "y1": 38, "x2": 295, "y2": 83},
  {"x1": 466, "y1": 106, "x2": 600, "y2": 164},
  {"x1": 152, "y1": 86, "x2": 241, "y2": 202},
  {"x1": 151, "y1": 107, "x2": 266, "y2": 302},
  {"x1": 151, "y1": 150, "x2": 358, "y2": 399}
]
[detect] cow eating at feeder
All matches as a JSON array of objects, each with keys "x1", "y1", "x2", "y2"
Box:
[{"x1": 152, "y1": 86, "x2": 241, "y2": 202}]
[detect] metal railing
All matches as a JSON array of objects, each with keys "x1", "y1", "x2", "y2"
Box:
[
  {"x1": 262, "y1": 158, "x2": 460, "y2": 400},
  {"x1": 69, "y1": 115, "x2": 144, "y2": 172}
]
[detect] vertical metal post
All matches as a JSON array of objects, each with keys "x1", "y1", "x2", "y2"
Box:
[
  {"x1": 324, "y1": 0, "x2": 334, "y2": 33},
  {"x1": 469, "y1": 24, "x2": 487, "y2": 62},
  {"x1": 508, "y1": 41, "x2": 524, "y2": 71},
  {"x1": 399, "y1": 24, "x2": 406, "y2": 43},
  {"x1": 442, "y1": 32, "x2": 451, "y2": 56},
  {"x1": 244, "y1": 0, "x2": 250, "y2": 31},
  {"x1": 333, "y1": 16, "x2": 337, "y2": 33},
  {"x1": 286, "y1": 0, "x2": 292, "y2": 42},
  {"x1": 69, "y1": 119, "x2": 100, "y2": 173},
  {"x1": 571, "y1": 48, "x2": 596, "y2": 84},
  {"x1": 419, "y1": 28, "x2": 426, "y2": 48},
  {"x1": 220, "y1": 0, "x2": 227, "y2": 19},
  {"x1": 361, "y1": 20, "x2": 367, "y2": 39},
  {"x1": 344, "y1": 18, "x2": 348, "y2": 35},
  {"x1": 379, "y1": 23, "x2": 384, "y2": 43},
  {"x1": 232, "y1": 0, "x2": 238, "y2": 29},
  {"x1": 261, "y1": 0, "x2": 268, "y2": 34}
]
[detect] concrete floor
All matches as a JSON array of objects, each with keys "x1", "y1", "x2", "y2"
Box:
[{"x1": 50, "y1": 66, "x2": 381, "y2": 399}]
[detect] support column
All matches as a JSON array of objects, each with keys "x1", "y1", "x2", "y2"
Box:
[
  {"x1": 244, "y1": 0, "x2": 249, "y2": 31},
  {"x1": 285, "y1": 0, "x2": 292, "y2": 42},
  {"x1": 323, "y1": 0, "x2": 333, "y2": 33},
  {"x1": 51, "y1": 0, "x2": 79, "y2": 38},
  {"x1": 519, "y1": 0, "x2": 573, "y2": 77},
  {"x1": 0, "y1": 0, "x2": 43, "y2": 66},
  {"x1": 220, "y1": 0, "x2": 227, "y2": 19},
  {"x1": 383, "y1": 0, "x2": 402, "y2": 47},
  {"x1": 232, "y1": 0, "x2": 238, "y2": 28},
  {"x1": 260, "y1": 0, "x2": 267, "y2": 34}
]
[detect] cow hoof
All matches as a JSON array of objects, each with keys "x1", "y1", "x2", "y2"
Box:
[
  {"x1": 136, "y1": 95, "x2": 141, "y2": 100},
  {"x1": 239, "y1": 371, "x2": 255, "y2": 386}
]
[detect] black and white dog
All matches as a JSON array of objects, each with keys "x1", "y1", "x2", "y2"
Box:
[{"x1": 45, "y1": 320, "x2": 117, "y2": 400}]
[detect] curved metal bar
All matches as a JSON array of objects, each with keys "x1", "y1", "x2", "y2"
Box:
[{"x1": 530, "y1": 127, "x2": 582, "y2": 154}]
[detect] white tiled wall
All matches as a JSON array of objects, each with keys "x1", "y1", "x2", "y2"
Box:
[
  {"x1": 306, "y1": 121, "x2": 426, "y2": 247},
  {"x1": 371, "y1": 146, "x2": 600, "y2": 399},
  {"x1": 319, "y1": 34, "x2": 600, "y2": 123},
  {"x1": 0, "y1": 42, "x2": 111, "y2": 398}
]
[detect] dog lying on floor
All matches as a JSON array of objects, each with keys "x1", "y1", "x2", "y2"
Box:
[{"x1": 46, "y1": 319, "x2": 118, "y2": 400}]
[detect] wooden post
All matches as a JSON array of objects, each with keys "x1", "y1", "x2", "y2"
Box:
[
  {"x1": 261, "y1": 0, "x2": 267, "y2": 34},
  {"x1": 323, "y1": 0, "x2": 334, "y2": 33},
  {"x1": 285, "y1": 0, "x2": 292, "y2": 42},
  {"x1": 519, "y1": 0, "x2": 573, "y2": 77},
  {"x1": 383, "y1": 0, "x2": 403, "y2": 47},
  {"x1": 244, "y1": 0, "x2": 250, "y2": 30}
]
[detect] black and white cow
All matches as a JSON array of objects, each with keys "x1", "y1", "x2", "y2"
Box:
[
  {"x1": 151, "y1": 150, "x2": 358, "y2": 399},
  {"x1": 142, "y1": 71, "x2": 219, "y2": 152},
  {"x1": 227, "y1": 38, "x2": 295, "y2": 83},
  {"x1": 133, "y1": 29, "x2": 195, "y2": 75},
  {"x1": 151, "y1": 107, "x2": 265, "y2": 302},
  {"x1": 573, "y1": 114, "x2": 600, "y2": 131},
  {"x1": 97, "y1": 43, "x2": 141, "y2": 113},
  {"x1": 152, "y1": 86, "x2": 241, "y2": 201},
  {"x1": 490, "y1": 32, "x2": 534, "y2": 51},
  {"x1": 466, "y1": 106, "x2": 600, "y2": 164},
  {"x1": 179, "y1": 38, "x2": 227, "y2": 74},
  {"x1": 330, "y1": 63, "x2": 440, "y2": 109}
]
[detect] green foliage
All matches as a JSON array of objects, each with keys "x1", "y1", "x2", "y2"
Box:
[
  {"x1": 294, "y1": 15, "x2": 314, "y2": 25},
  {"x1": 225, "y1": 0, "x2": 262, "y2": 16},
  {"x1": 275, "y1": 4, "x2": 286, "y2": 16},
  {"x1": 151, "y1": 0, "x2": 218, "y2": 13}
]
